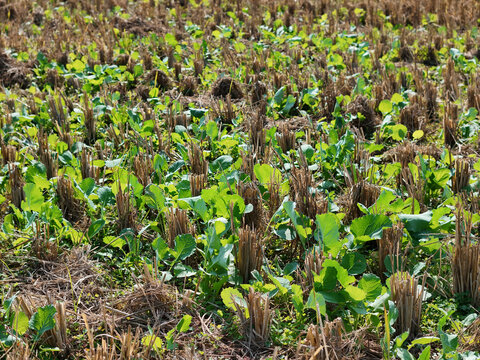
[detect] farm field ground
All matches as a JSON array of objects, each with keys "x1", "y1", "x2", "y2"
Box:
[{"x1": 1, "y1": 0, "x2": 480, "y2": 358}]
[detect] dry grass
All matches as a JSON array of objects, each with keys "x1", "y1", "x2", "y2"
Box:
[
  {"x1": 289, "y1": 165, "x2": 328, "y2": 220},
  {"x1": 57, "y1": 176, "x2": 85, "y2": 224},
  {"x1": 232, "y1": 287, "x2": 272, "y2": 348},
  {"x1": 390, "y1": 271, "x2": 426, "y2": 337},
  {"x1": 188, "y1": 142, "x2": 208, "y2": 177},
  {"x1": 237, "y1": 181, "x2": 264, "y2": 230},
  {"x1": 378, "y1": 222, "x2": 404, "y2": 280},
  {"x1": 452, "y1": 204, "x2": 480, "y2": 307},
  {"x1": 116, "y1": 185, "x2": 137, "y2": 232},
  {"x1": 166, "y1": 208, "x2": 195, "y2": 248},
  {"x1": 299, "y1": 318, "x2": 375, "y2": 360},
  {"x1": 345, "y1": 181, "x2": 380, "y2": 221},
  {"x1": 8, "y1": 163, "x2": 24, "y2": 209},
  {"x1": 451, "y1": 158, "x2": 471, "y2": 194},
  {"x1": 236, "y1": 226, "x2": 263, "y2": 284}
]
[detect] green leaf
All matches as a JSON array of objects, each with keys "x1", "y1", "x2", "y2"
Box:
[
  {"x1": 254, "y1": 164, "x2": 281, "y2": 185},
  {"x1": 88, "y1": 219, "x2": 105, "y2": 239},
  {"x1": 173, "y1": 234, "x2": 196, "y2": 260},
  {"x1": 358, "y1": 274, "x2": 382, "y2": 301},
  {"x1": 80, "y1": 177, "x2": 96, "y2": 196},
  {"x1": 152, "y1": 237, "x2": 169, "y2": 260},
  {"x1": 351, "y1": 214, "x2": 392, "y2": 240},
  {"x1": 98, "y1": 186, "x2": 115, "y2": 206},
  {"x1": 389, "y1": 124, "x2": 407, "y2": 141},
  {"x1": 379, "y1": 99, "x2": 393, "y2": 114},
  {"x1": 22, "y1": 183, "x2": 44, "y2": 212},
  {"x1": 105, "y1": 158, "x2": 122, "y2": 168},
  {"x1": 283, "y1": 262, "x2": 298, "y2": 275},
  {"x1": 409, "y1": 336, "x2": 439, "y2": 347},
  {"x1": 320, "y1": 259, "x2": 355, "y2": 287},
  {"x1": 0, "y1": 325, "x2": 15, "y2": 346},
  {"x1": 315, "y1": 213, "x2": 341, "y2": 257},
  {"x1": 341, "y1": 252, "x2": 366, "y2": 275},
  {"x1": 291, "y1": 284, "x2": 304, "y2": 313},
  {"x1": 344, "y1": 285, "x2": 366, "y2": 301},
  {"x1": 439, "y1": 332, "x2": 458, "y2": 353},
  {"x1": 417, "y1": 346, "x2": 431, "y2": 360},
  {"x1": 142, "y1": 334, "x2": 163, "y2": 353},
  {"x1": 413, "y1": 130, "x2": 424, "y2": 140},
  {"x1": 283, "y1": 201, "x2": 308, "y2": 242},
  {"x1": 29, "y1": 305, "x2": 56, "y2": 340},
  {"x1": 305, "y1": 290, "x2": 326, "y2": 315},
  {"x1": 273, "y1": 86, "x2": 285, "y2": 105},
  {"x1": 103, "y1": 235, "x2": 126, "y2": 249},
  {"x1": 206, "y1": 121, "x2": 218, "y2": 139},
  {"x1": 221, "y1": 287, "x2": 244, "y2": 311},
  {"x1": 144, "y1": 184, "x2": 165, "y2": 210},
  {"x1": 391, "y1": 93, "x2": 404, "y2": 104},
  {"x1": 268, "y1": 274, "x2": 291, "y2": 295},
  {"x1": 210, "y1": 155, "x2": 233, "y2": 172},
  {"x1": 396, "y1": 348, "x2": 415, "y2": 360},
  {"x1": 398, "y1": 211, "x2": 433, "y2": 243},
  {"x1": 12, "y1": 311, "x2": 29, "y2": 336},
  {"x1": 176, "y1": 314, "x2": 192, "y2": 333},
  {"x1": 165, "y1": 33, "x2": 178, "y2": 47}
]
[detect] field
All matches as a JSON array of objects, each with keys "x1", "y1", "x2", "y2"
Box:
[{"x1": 1, "y1": 0, "x2": 480, "y2": 358}]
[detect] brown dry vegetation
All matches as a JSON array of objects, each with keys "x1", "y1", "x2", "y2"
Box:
[{"x1": 1, "y1": 0, "x2": 480, "y2": 358}]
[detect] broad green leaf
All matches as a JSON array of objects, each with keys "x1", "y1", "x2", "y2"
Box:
[
  {"x1": 341, "y1": 252, "x2": 366, "y2": 275},
  {"x1": 413, "y1": 130, "x2": 424, "y2": 140},
  {"x1": 273, "y1": 86, "x2": 285, "y2": 105},
  {"x1": 344, "y1": 285, "x2": 366, "y2": 301},
  {"x1": 396, "y1": 348, "x2": 415, "y2": 360},
  {"x1": 210, "y1": 155, "x2": 233, "y2": 172},
  {"x1": 0, "y1": 324, "x2": 16, "y2": 346},
  {"x1": 268, "y1": 274, "x2": 291, "y2": 295},
  {"x1": 221, "y1": 287, "x2": 244, "y2": 311},
  {"x1": 97, "y1": 186, "x2": 115, "y2": 206},
  {"x1": 283, "y1": 262, "x2": 298, "y2": 275},
  {"x1": 12, "y1": 311, "x2": 29, "y2": 336},
  {"x1": 439, "y1": 332, "x2": 458, "y2": 353},
  {"x1": 176, "y1": 314, "x2": 192, "y2": 333},
  {"x1": 358, "y1": 274, "x2": 382, "y2": 301},
  {"x1": 152, "y1": 237, "x2": 169, "y2": 260},
  {"x1": 391, "y1": 93, "x2": 404, "y2": 104},
  {"x1": 142, "y1": 334, "x2": 163, "y2": 352},
  {"x1": 80, "y1": 177, "x2": 96, "y2": 196},
  {"x1": 103, "y1": 236, "x2": 126, "y2": 249},
  {"x1": 173, "y1": 234, "x2": 196, "y2": 260},
  {"x1": 379, "y1": 99, "x2": 392, "y2": 114},
  {"x1": 315, "y1": 213, "x2": 341, "y2": 257},
  {"x1": 389, "y1": 124, "x2": 407, "y2": 141},
  {"x1": 283, "y1": 201, "x2": 308, "y2": 241},
  {"x1": 409, "y1": 336, "x2": 439, "y2": 347},
  {"x1": 300, "y1": 144, "x2": 315, "y2": 160},
  {"x1": 291, "y1": 284, "x2": 304, "y2": 313},
  {"x1": 398, "y1": 211, "x2": 433, "y2": 243},
  {"x1": 165, "y1": 33, "x2": 178, "y2": 47},
  {"x1": 206, "y1": 121, "x2": 218, "y2": 139},
  {"x1": 88, "y1": 219, "x2": 105, "y2": 239},
  {"x1": 418, "y1": 346, "x2": 431, "y2": 360},
  {"x1": 320, "y1": 259, "x2": 355, "y2": 287},
  {"x1": 105, "y1": 158, "x2": 122, "y2": 168},
  {"x1": 254, "y1": 164, "x2": 281, "y2": 185},
  {"x1": 305, "y1": 290, "x2": 326, "y2": 315},
  {"x1": 22, "y1": 183, "x2": 44, "y2": 212},
  {"x1": 351, "y1": 214, "x2": 392, "y2": 240},
  {"x1": 145, "y1": 184, "x2": 165, "y2": 210},
  {"x1": 29, "y1": 305, "x2": 56, "y2": 340},
  {"x1": 314, "y1": 266, "x2": 338, "y2": 291}
]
